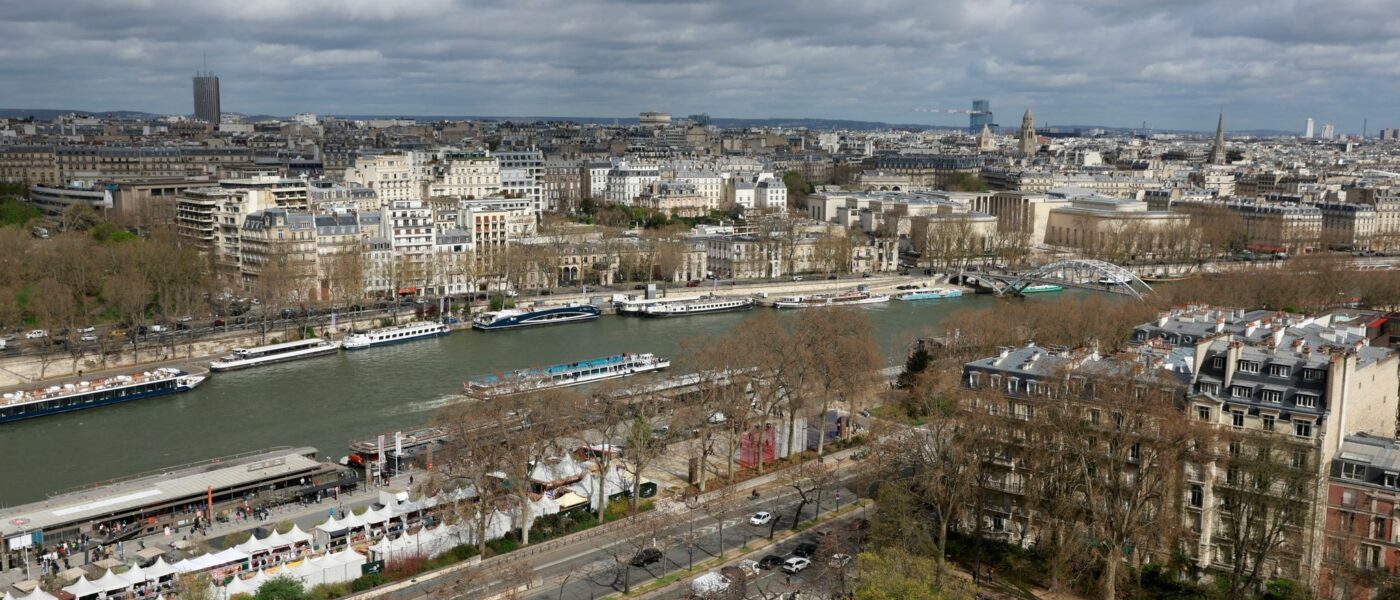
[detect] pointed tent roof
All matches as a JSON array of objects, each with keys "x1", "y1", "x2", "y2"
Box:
[
  {"x1": 261, "y1": 529, "x2": 293, "y2": 549},
  {"x1": 21, "y1": 591, "x2": 58, "y2": 600},
  {"x1": 283, "y1": 524, "x2": 313, "y2": 545},
  {"x1": 337, "y1": 511, "x2": 367, "y2": 530},
  {"x1": 120, "y1": 564, "x2": 149, "y2": 586},
  {"x1": 144, "y1": 557, "x2": 176, "y2": 581},
  {"x1": 315, "y1": 515, "x2": 344, "y2": 533},
  {"x1": 93, "y1": 569, "x2": 132, "y2": 592},
  {"x1": 235, "y1": 534, "x2": 271, "y2": 554},
  {"x1": 61, "y1": 577, "x2": 104, "y2": 600}
]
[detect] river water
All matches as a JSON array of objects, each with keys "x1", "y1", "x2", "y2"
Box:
[{"x1": 0, "y1": 295, "x2": 1008, "y2": 506}]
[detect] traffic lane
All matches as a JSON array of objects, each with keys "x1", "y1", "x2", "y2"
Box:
[{"x1": 523, "y1": 484, "x2": 859, "y2": 600}]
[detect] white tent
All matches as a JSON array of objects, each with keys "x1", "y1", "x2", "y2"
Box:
[
  {"x1": 314, "y1": 515, "x2": 343, "y2": 533},
  {"x1": 119, "y1": 564, "x2": 149, "y2": 587},
  {"x1": 262, "y1": 530, "x2": 293, "y2": 550},
  {"x1": 361, "y1": 506, "x2": 389, "y2": 526},
  {"x1": 337, "y1": 511, "x2": 367, "y2": 530},
  {"x1": 223, "y1": 575, "x2": 257, "y2": 597},
  {"x1": 93, "y1": 569, "x2": 132, "y2": 593},
  {"x1": 144, "y1": 557, "x2": 176, "y2": 581},
  {"x1": 62, "y1": 576, "x2": 104, "y2": 599},
  {"x1": 235, "y1": 534, "x2": 271, "y2": 554},
  {"x1": 283, "y1": 524, "x2": 313, "y2": 545},
  {"x1": 174, "y1": 548, "x2": 249, "y2": 573},
  {"x1": 19, "y1": 591, "x2": 58, "y2": 600}
]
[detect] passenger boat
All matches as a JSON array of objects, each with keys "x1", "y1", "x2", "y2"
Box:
[
  {"x1": 0, "y1": 368, "x2": 205, "y2": 424},
  {"x1": 343, "y1": 321, "x2": 450, "y2": 350},
  {"x1": 464, "y1": 353, "x2": 671, "y2": 399},
  {"x1": 641, "y1": 295, "x2": 755, "y2": 317},
  {"x1": 209, "y1": 338, "x2": 341, "y2": 371},
  {"x1": 472, "y1": 303, "x2": 601, "y2": 331},
  {"x1": 898, "y1": 289, "x2": 963, "y2": 301},
  {"x1": 1020, "y1": 284, "x2": 1064, "y2": 294},
  {"x1": 773, "y1": 290, "x2": 891, "y2": 309}
]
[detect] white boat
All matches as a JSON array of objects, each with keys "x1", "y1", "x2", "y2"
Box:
[
  {"x1": 343, "y1": 321, "x2": 450, "y2": 350},
  {"x1": 773, "y1": 290, "x2": 891, "y2": 309},
  {"x1": 210, "y1": 338, "x2": 341, "y2": 371},
  {"x1": 464, "y1": 353, "x2": 671, "y2": 398},
  {"x1": 898, "y1": 288, "x2": 963, "y2": 301},
  {"x1": 0, "y1": 368, "x2": 203, "y2": 424},
  {"x1": 641, "y1": 295, "x2": 755, "y2": 317}
]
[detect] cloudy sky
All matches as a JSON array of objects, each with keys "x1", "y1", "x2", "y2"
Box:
[{"x1": 2, "y1": 0, "x2": 1396, "y2": 132}]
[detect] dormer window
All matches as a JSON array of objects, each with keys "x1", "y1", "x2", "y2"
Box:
[
  {"x1": 1212, "y1": 357, "x2": 1225, "y2": 369},
  {"x1": 1237, "y1": 360, "x2": 1260, "y2": 374},
  {"x1": 1261, "y1": 390, "x2": 1282, "y2": 403},
  {"x1": 1231, "y1": 386, "x2": 1252, "y2": 399},
  {"x1": 1296, "y1": 394, "x2": 1318, "y2": 409},
  {"x1": 1268, "y1": 364, "x2": 1290, "y2": 377},
  {"x1": 1302, "y1": 369, "x2": 1324, "y2": 381}
]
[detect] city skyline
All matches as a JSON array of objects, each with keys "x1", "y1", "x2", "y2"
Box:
[{"x1": 2, "y1": 0, "x2": 1396, "y2": 133}]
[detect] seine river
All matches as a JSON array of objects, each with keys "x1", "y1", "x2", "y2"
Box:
[{"x1": 0, "y1": 295, "x2": 1014, "y2": 506}]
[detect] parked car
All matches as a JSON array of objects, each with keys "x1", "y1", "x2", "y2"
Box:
[
  {"x1": 791, "y1": 276, "x2": 804, "y2": 281},
  {"x1": 178, "y1": 315, "x2": 194, "y2": 322},
  {"x1": 629, "y1": 547, "x2": 663, "y2": 567},
  {"x1": 826, "y1": 274, "x2": 837, "y2": 280},
  {"x1": 793, "y1": 542, "x2": 818, "y2": 558},
  {"x1": 149, "y1": 324, "x2": 168, "y2": 333},
  {"x1": 686, "y1": 280, "x2": 701, "y2": 287},
  {"x1": 757, "y1": 555, "x2": 785, "y2": 570},
  {"x1": 782, "y1": 557, "x2": 811, "y2": 574},
  {"x1": 829, "y1": 553, "x2": 853, "y2": 568},
  {"x1": 76, "y1": 326, "x2": 95, "y2": 333},
  {"x1": 212, "y1": 319, "x2": 227, "y2": 327},
  {"x1": 749, "y1": 511, "x2": 774, "y2": 526},
  {"x1": 80, "y1": 334, "x2": 97, "y2": 342},
  {"x1": 25, "y1": 329, "x2": 48, "y2": 339},
  {"x1": 175, "y1": 323, "x2": 191, "y2": 331}
]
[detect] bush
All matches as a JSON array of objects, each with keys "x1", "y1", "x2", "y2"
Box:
[
  {"x1": 305, "y1": 583, "x2": 349, "y2": 600},
  {"x1": 253, "y1": 576, "x2": 306, "y2": 600},
  {"x1": 486, "y1": 536, "x2": 519, "y2": 555},
  {"x1": 383, "y1": 555, "x2": 427, "y2": 580},
  {"x1": 349, "y1": 574, "x2": 383, "y2": 592}
]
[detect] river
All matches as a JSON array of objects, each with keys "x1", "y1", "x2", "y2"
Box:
[{"x1": 0, "y1": 295, "x2": 1010, "y2": 506}]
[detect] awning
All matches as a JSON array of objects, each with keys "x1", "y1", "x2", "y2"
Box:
[
  {"x1": 57, "y1": 567, "x2": 88, "y2": 582},
  {"x1": 136, "y1": 547, "x2": 166, "y2": 560}
]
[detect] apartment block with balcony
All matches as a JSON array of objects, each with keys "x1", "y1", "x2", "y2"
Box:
[{"x1": 1321, "y1": 434, "x2": 1400, "y2": 600}]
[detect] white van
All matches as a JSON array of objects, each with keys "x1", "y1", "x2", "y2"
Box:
[{"x1": 690, "y1": 572, "x2": 731, "y2": 597}]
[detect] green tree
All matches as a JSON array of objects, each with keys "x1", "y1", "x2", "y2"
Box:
[
  {"x1": 945, "y1": 172, "x2": 988, "y2": 192},
  {"x1": 253, "y1": 575, "x2": 307, "y2": 600}
]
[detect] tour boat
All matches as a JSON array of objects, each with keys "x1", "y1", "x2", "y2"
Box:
[
  {"x1": 641, "y1": 296, "x2": 755, "y2": 317},
  {"x1": 209, "y1": 338, "x2": 341, "y2": 371},
  {"x1": 898, "y1": 289, "x2": 963, "y2": 301},
  {"x1": 464, "y1": 353, "x2": 671, "y2": 399},
  {"x1": 773, "y1": 290, "x2": 891, "y2": 309},
  {"x1": 472, "y1": 304, "x2": 601, "y2": 331},
  {"x1": 0, "y1": 368, "x2": 204, "y2": 424},
  {"x1": 343, "y1": 321, "x2": 450, "y2": 350},
  {"x1": 1020, "y1": 284, "x2": 1064, "y2": 294}
]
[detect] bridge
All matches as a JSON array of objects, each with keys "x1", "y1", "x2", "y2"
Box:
[{"x1": 962, "y1": 258, "x2": 1155, "y2": 300}]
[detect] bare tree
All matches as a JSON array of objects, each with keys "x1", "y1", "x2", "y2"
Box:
[
  {"x1": 1213, "y1": 429, "x2": 1318, "y2": 600},
  {"x1": 430, "y1": 398, "x2": 514, "y2": 556}
]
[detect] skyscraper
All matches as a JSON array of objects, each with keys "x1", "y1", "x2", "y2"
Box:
[
  {"x1": 1209, "y1": 113, "x2": 1227, "y2": 165},
  {"x1": 193, "y1": 70, "x2": 221, "y2": 126},
  {"x1": 970, "y1": 99, "x2": 993, "y2": 134},
  {"x1": 1322, "y1": 123, "x2": 1335, "y2": 140},
  {"x1": 1304, "y1": 118, "x2": 1314, "y2": 139}
]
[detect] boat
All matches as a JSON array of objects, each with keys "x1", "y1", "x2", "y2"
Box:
[
  {"x1": 773, "y1": 290, "x2": 891, "y2": 309},
  {"x1": 0, "y1": 368, "x2": 205, "y2": 424},
  {"x1": 464, "y1": 353, "x2": 671, "y2": 399},
  {"x1": 209, "y1": 338, "x2": 341, "y2": 371},
  {"x1": 641, "y1": 295, "x2": 755, "y2": 317},
  {"x1": 897, "y1": 289, "x2": 963, "y2": 301},
  {"x1": 1020, "y1": 284, "x2": 1064, "y2": 294},
  {"x1": 472, "y1": 303, "x2": 602, "y2": 331},
  {"x1": 343, "y1": 321, "x2": 450, "y2": 350}
]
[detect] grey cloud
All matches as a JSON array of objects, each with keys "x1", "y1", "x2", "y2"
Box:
[{"x1": 0, "y1": 0, "x2": 1393, "y2": 131}]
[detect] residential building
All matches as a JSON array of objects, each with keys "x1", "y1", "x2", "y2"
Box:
[
  {"x1": 432, "y1": 152, "x2": 500, "y2": 199},
  {"x1": 496, "y1": 150, "x2": 545, "y2": 214},
  {"x1": 344, "y1": 153, "x2": 414, "y2": 203}
]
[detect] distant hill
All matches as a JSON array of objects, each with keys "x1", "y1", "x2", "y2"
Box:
[{"x1": 0, "y1": 108, "x2": 161, "y2": 120}]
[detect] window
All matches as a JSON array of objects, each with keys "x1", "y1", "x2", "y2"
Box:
[
  {"x1": 1231, "y1": 386, "x2": 1251, "y2": 399},
  {"x1": 968, "y1": 372, "x2": 981, "y2": 388},
  {"x1": 1197, "y1": 382, "x2": 1220, "y2": 395},
  {"x1": 1238, "y1": 360, "x2": 1260, "y2": 374},
  {"x1": 1342, "y1": 462, "x2": 1366, "y2": 481},
  {"x1": 1294, "y1": 421, "x2": 1313, "y2": 438},
  {"x1": 1232, "y1": 412, "x2": 1245, "y2": 428},
  {"x1": 1190, "y1": 485, "x2": 1204, "y2": 508},
  {"x1": 1386, "y1": 473, "x2": 1398, "y2": 489},
  {"x1": 1261, "y1": 390, "x2": 1282, "y2": 403},
  {"x1": 1196, "y1": 406, "x2": 1212, "y2": 421},
  {"x1": 1228, "y1": 440, "x2": 1242, "y2": 456},
  {"x1": 1268, "y1": 364, "x2": 1291, "y2": 377},
  {"x1": 1212, "y1": 356, "x2": 1225, "y2": 369},
  {"x1": 1007, "y1": 377, "x2": 1019, "y2": 393},
  {"x1": 1291, "y1": 450, "x2": 1309, "y2": 469},
  {"x1": 1303, "y1": 368, "x2": 1324, "y2": 381},
  {"x1": 1296, "y1": 394, "x2": 1318, "y2": 408},
  {"x1": 1262, "y1": 415, "x2": 1275, "y2": 432}
]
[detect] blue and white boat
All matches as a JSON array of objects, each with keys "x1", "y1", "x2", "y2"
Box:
[
  {"x1": 464, "y1": 353, "x2": 671, "y2": 398},
  {"x1": 0, "y1": 368, "x2": 204, "y2": 424},
  {"x1": 344, "y1": 321, "x2": 450, "y2": 350},
  {"x1": 898, "y1": 288, "x2": 963, "y2": 301},
  {"x1": 472, "y1": 303, "x2": 601, "y2": 331}
]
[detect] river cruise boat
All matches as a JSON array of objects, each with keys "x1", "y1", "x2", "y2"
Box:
[
  {"x1": 641, "y1": 295, "x2": 755, "y2": 317},
  {"x1": 0, "y1": 368, "x2": 204, "y2": 424},
  {"x1": 209, "y1": 338, "x2": 341, "y2": 372},
  {"x1": 1020, "y1": 283, "x2": 1064, "y2": 294},
  {"x1": 464, "y1": 353, "x2": 671, "y2": 399},
  {"x1": 343, "y1": 321, "x2": 450, "y2": 350},
  {"x1": 898, "y1": 288, "x2": 963, "y2": 301},
  {"x1": 472, "y1": 303, "x2": 601, "y2": 331},
  {"x1": 773, "y1": 290, "x2": 891, "y2": 309}
]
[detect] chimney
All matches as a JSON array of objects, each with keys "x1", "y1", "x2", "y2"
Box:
[
  {"x1": 1272, "y1": 327, "x2": 1285, "y2": 347},
  {"x1": 1158, "y1": 312, "x2": 1170, "y2": 327},
  {"x1": 1216, "y1": 317, "x2": 1226, "y2": 333},
  {"x1": 1246, "y1": 321, "x2": 1259, "y2": 337}
]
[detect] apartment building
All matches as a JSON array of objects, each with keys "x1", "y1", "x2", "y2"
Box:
[
  {"x1": 432, "y1": 152, "x2": 500, "y2": 199},
  {"x1": 344, "y1": 153, "x2": 415, "y2": 203},
  {"x1": 1321, "y1": 434, "x2": 1400, "y2": 600}
]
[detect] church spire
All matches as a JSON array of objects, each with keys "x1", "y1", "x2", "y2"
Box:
[
  {"x1": 1209, "y1": 112, "x2": 1227, "y2": 165},
  {"x1": 1017, "y1": 109, "x2": 1037, "y2": 156},
  {"x1": 977, "y1": 123, "x2": 995, "y2": 151}
]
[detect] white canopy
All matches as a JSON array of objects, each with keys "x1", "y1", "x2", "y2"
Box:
[
  {"x1": 144, "y1": 558, "x2": 176, "y2": 581},
  {"x1": 93, "y1": 569, "x2": 132, "y2": 593},
  {"x1": 235, "y1": 534, "x2": 271, "y2": 554},
  {"x1": 283, "y1": 524, "x2": 313, "y2": 545},
  {"x1": 174, "y1": 548, "x2": 249, "y2": 573},
  {"x1": 262, "y1": 530, "x2": 293, "y2": 549},
  {"x1": 120, "y1": 564, "x2": 149, "y2": 586},
  {"x1": 337, "y1": 511, "x2": 367, "y2": 530},
  {"x1": 62, "y1": 577, "x2": 104, "y2": 598},
  {"x1": 361, "y1": 506, "x2": 389, "y2": 525},
  {"x1": 20, "y1": 591, "x2": 58, "y2": 600},
  {"x1": 315, "y1": 515, "x2": 344, "y2": 533}
]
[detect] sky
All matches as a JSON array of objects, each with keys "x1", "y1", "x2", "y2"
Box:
[{"x1": 1, "y1": 0, "x2": 1397, "y2": 132}]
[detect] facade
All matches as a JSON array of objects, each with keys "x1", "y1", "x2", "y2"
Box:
[
  {"x1": 1043, "y1": 194, "x2": 1191, "y2": 252},
  {"x1": 1171, "y1": 199, "x2": 1324, "y2": 254},
  {"x1": 27, "y1": 182, "x2": 109, "y2": 215},
  {"x1": 541, "y1": 157, "x2": 582, "y2": 213},
  {"x1": 1320, "y1": 434, "x2": 1400, "y2": 600},
  {"x1": 1316, "y1": 202, "x2": 1378, "y2": 251},
  {"x1": 605, "y1": 164, "x2": 660, "y2": 204},
  {"x1": 495, "y1": 150, "x2": 545, "y2": 215},
  {"x1": 638, "y1": 181, "x2": 708, "y2": 217},
  {"x1": 1017, "y1": 109, "x2": 1037, "y2": 156},
  {"x1": 432, "y1": 153, "x2": 500, "y2": 200},
  {"x1": 344, "y1": 153, "x2": 415, "y2": 203},
  {"x1": 971, "y1": 191, "x2": 1068, "y2": 241}
]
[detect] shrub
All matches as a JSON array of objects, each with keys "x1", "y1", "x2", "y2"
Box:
[
  {"x1": 349, "y1": 574, "x2": 383, "y2": 592},
  {"x1": 305, "y1": 583, "x2": 349, "y2": 600}
]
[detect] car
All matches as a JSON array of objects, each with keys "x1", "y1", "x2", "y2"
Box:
[
  {"x1": 178, "y1": 315, "x2": 194, "y2": 322},
  {"x1": 25, "y1": 330, "x2": 48, "y2": 339},
  {"x1": 782, "y1": 557, "x2": 811, "y2": 574},
  {"x1": 76, "y1": 326, "x2": 95, "y2": 333},
  {"x1": 791, "y1": 276, "x2": 804, "y2": 281},
  {"x1": 539, "y1": 289, "x2": 553, "y2": 296},
  {"x1": 505, "y1": 290, "x2": 519, "y2": 298},
  {"x1": 651, "y1": 425, "x2": 671, "y2": 436},
  {"x1": 749, "y1": 511, "x2": 774, "y2": 526},
  {"x1": 629, "y1": 547, "x2": 663, "y2": 567},
  {"x1": 826, "y1": 274, "x2": 837, "y2": 280},
  {"x1": 80, "y1": 334, "x2": 98, "y2": 342},
  {"x1": 686, "y1": 280, "x2": 701, "y2": 287},
  {"x1": 175, "y1": 323, "x2": 191, "y2": 331},
  {"x1": 212, "y1": 319, "x2": 227, "y2": 327},
  {"x1": 149, "y1": 324, "x2": 168, "y2": 333},
  {"x1": 829, "y1": 553, "x2": 853, "y2": 568},
  {"x1": 793, "y1": 542, "x2": 818, "y2": 558},
  {"x1": 757, "y1": 554, "x2": 785, "y2": 570}
]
